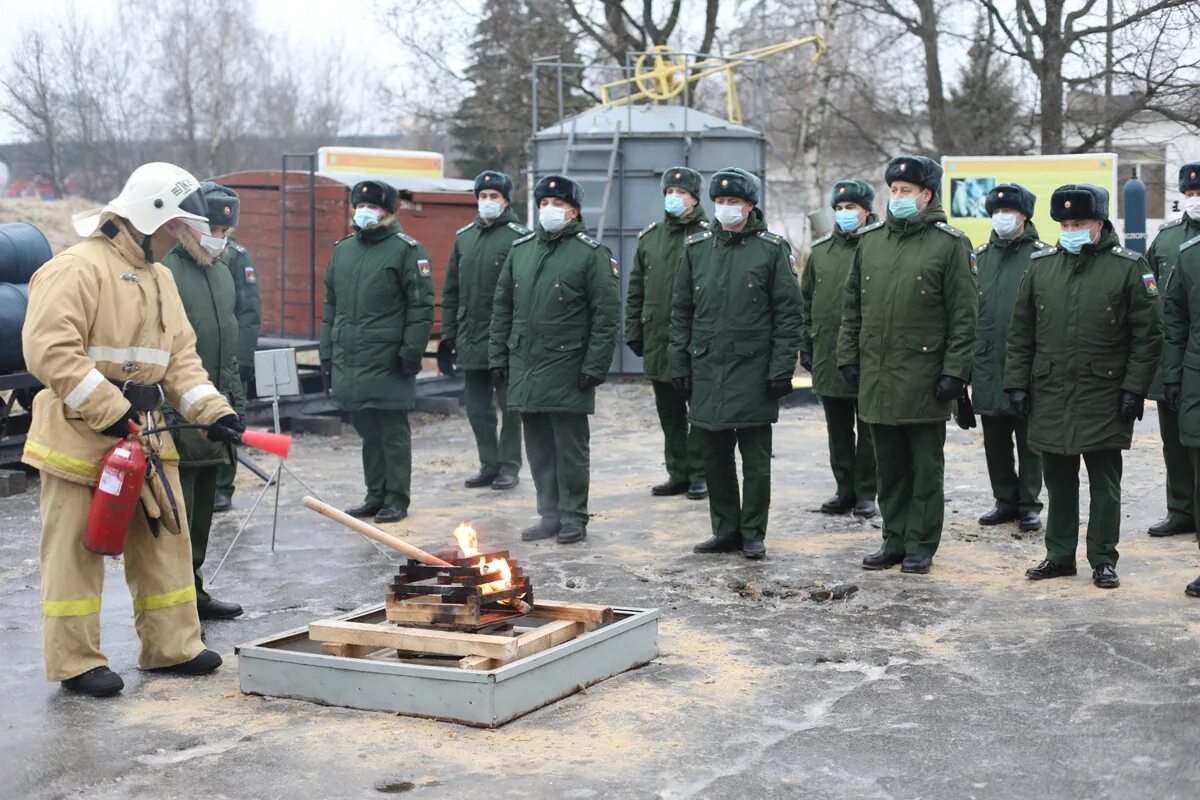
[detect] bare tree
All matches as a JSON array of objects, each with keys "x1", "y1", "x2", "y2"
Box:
[
  {"x1": 566, "y1": 0, "x2": 720, "y2": 67},
  {"x1": 1, "y1": 30, "x2": 65, "y2": 195}
]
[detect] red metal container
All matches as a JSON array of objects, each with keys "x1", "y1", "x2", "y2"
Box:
[{"x1": 84, "y1": 437, "x2": 148, "y2": 556}]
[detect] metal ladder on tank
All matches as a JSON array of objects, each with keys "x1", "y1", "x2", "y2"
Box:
[
  {"x1": 279, "y1": 153, "x2": 318, "y2": 339},
  {"x1": 561, "y1": 119, "x2": 621, "y2": 241}
]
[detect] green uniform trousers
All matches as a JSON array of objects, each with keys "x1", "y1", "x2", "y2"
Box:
[
  {"x1": 180, "y1": 465, "x2": 219, "y2": 602},
  {"x1": 351, "y1": 409, "x2": 412, "y2": 510},
  {"x1": 693, "y1": 425, "x2": 772, "y2": 542},
  {"x1": 872, "y1": 422, "x2": 946, "y2": 557},
  {"x1": 820, "y1": 396, "x2": 876, "y2": 501},
  {"x1": 522, "y1": 412, "x2": 590, "y2": 527},
  {"x1": 215, "y1": 374, "x2": 252, "y2": 498},
  {"x1": 1187, "y1": 448, "x2": 1200, "y2": 550},
  {"x1": 1158, "y1": 403, "x2": 1195, "y2": 525},
  {"x1": 652, "y1": 380, "x2": 704, "y2": 484},
  {"x1": 464, "y1": 368, "x2": 522, "y2": 478},
  {"x1": 981, "y1": 414, "x2": 1044, "y2": 514},
  {"x1": 1041, "y1": 450, "x2": 1122, "y2": 568}
]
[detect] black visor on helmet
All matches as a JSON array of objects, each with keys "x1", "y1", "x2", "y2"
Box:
[{"x1": 177, "y1": 188, "x2": 209, "y2": 220}]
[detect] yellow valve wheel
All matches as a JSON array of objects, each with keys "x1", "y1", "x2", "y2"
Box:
[{"x1": 633, "y1": 46, "x2": 687, "y2": 101}]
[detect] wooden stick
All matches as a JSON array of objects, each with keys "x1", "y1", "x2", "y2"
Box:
[
  {"x1": 309, "y1": 620, "x2": 518, "y2": 661},
  {"x1": 532, "y1": 600, "x2": 614, "y2": 627},
  {"x1": 302, "y1": 496, "x2": 452, "y2": 567},
  {"x1": 515, "y1": 620, "x2": 581, "y2": 660}
]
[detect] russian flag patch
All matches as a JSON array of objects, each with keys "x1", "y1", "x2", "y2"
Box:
[
  {"x1": 417, "y1": 259, "x2": 431, "y2": 276},
  {"x1": 610, "y1": 257, "x2": 620, "y2": 278},
  {"x1": 1143, "y1": 272, "x2": 1158, "y2": 296}
]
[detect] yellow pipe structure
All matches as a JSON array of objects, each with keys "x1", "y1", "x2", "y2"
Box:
[{"x1": 598, "y1": 36, "x2": 829, "y2": 125}]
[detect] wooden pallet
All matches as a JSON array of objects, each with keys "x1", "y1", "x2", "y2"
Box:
[{"x1": 309, "y1": 600, "x2": 614, "y2": 671}]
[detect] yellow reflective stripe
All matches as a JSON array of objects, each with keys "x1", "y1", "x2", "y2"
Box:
[
  {"x1": 160, "y1": 448, "x2": 179, "y2": 462},
  {"x1": 44, "y1": 596, "x2": 102, "y2": 617},
  {"x1": 23, "y1": 440, "x2": 102, "y2": 480},
  {"x1": 133, "y1": 585, "x2": 196, "y2": 612}
]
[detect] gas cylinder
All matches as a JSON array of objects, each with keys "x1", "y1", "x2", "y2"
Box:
[{"x1": 84, "y1": 436, "x2": 148, "y2": 555}]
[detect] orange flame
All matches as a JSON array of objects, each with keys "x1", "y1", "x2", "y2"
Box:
[{"x1": 453, "y1": 523, "x2": 513, "y2": 595}]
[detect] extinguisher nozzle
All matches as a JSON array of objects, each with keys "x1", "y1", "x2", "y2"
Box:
[{"x1": 239, "y1": 429, "x2": 292, "y2": 459}]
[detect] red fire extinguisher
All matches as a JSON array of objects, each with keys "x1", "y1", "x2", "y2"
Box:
[{"x1": 84, "y1": 424, "x2": 147, "y2": 556}]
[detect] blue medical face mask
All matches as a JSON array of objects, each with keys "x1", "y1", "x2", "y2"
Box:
[
  {"x1": 888, "y1": 196, "x2": 920, "y2": 219},
  {"x1": 1059, "y1": 227, "x2": 1095, "y2": 254},
  {"x1": 664, "y1": 193, "x2": 687, "y2": 217},
  {"x1": 835, "y1": 209, "x2": 862, "y2": 232},
  {"x1": 353, "y1": 207, "x2": 381, "y2": 229}
]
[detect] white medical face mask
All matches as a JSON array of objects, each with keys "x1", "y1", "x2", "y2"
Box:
[
  {"x1": 991, "y1": 212, "x2": 1021, "y2": 238},
  {"x1": 478, "y1": 199, "x2": 503, "y2": 220},
  {"x1": 199, "y1": 234, "x2": 227, "y2": 256},
  {"x1": 539, "y1": 205, "x2": 569, "y2": 233},
  {"x1": 714, "y1": 201, "x2": 746, "y2": 228},
  {"x1": 1183, "y1": 196, "x2": 1200, "y2": 220},
  {"x1": 353, "y1": 207, "x2": 381, "y2": 229}
]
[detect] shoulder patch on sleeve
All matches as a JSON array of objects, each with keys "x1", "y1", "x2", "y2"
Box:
[
  {"x1": 1030, "y1": 246, "x2": 1057, "y2": 260},
  {"x1": 416, "y1": 257, "x2": 432, "y2": 277},
  {"x1": 1159, "y1": 218, "x2": 1184, "y2": 230},
  {"x1": 1111, "y1": 246, "x2": 1141, "y2": 262},
  {"x1": 859, "y1": 221, "x2": 885, "y2": 235},
  {"x1": 397, "y1": 232, "x2": 420, "y2": 246},
  {"x1": 686, "y1": 230, "x2": 713, "y2": 245},
  {"x1": 512, "y1": 233, "x2": 536, "y2": 246},
  {"x1": 244, "y1": 265, "x2": 257, "y2": 284},
  {"x1": 934, "y1": 221, "x2": 964, "y2": 238},
  {"x1": 757, "y1": 231, "x2": 784, "y2": 246},
  {"x1": 637, "y1": 221, "x2": 658, "y2": 239},
  {"x1": 811, "y1": 234, "x2": 832, "y2": 247},
  {"x1": 455, "y1": 222, "x2": 474, "y2": 235},
  {"x1": 576, "y1": 232, "x2": 601, "y2": 249},
  {"x1": 1181, "y1": 235, "x2": 1200, "y2": 253},
  {"x1": 1142, "y1": 272, "x2": 1159, "y2": 296},
  {"x1": 506, "y1": 221, "x2": 531, "y2": 236}
]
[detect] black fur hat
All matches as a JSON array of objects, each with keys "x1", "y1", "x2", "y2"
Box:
[
  {"x1": 709, "y1": 168, "x2": 761, "y2": 205},
  {"x1": 830, "y1": 179, "x2": 875, "y2": 210},
  {"x1": 661, "y1": 166, "x2": 704, "y2": 199},
  {"x1": 533, "y1": 174, "x2": 584, "y2": 209},
  {"x1": 1179, "y1": 162, "x2": 1200, "y2": 194},
  {"x1": 885, "y1": 155, "x2": 943, "y2": 195},
  {"x1": 985, "y1": 183, "x2": 1036, "y2": 217},
  {"x1": 474, "y1": 170, "x2": 513, "y2": 202},
  {"x1": 351, "y1": 179, "x2": 398, "y2": 213},
  {"x1": 1050, "y1": 184, "x2": 1109, "y2": 222},
  {"x1": 200, "y1": 181, "x2": 240, "y2": 228}
]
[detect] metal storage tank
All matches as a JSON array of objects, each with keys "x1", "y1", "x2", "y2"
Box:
[{"x1": 529, "y1": 104, "x2": 769, "y2": 374}]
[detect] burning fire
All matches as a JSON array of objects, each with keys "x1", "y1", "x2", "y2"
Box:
[{"x1": 453, "y1": 523, "x2": 513, "y2": 595}]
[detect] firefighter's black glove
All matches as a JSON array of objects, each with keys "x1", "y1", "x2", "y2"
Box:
[
  {"x1": 1118, "y1": 390, "x2": 1144, "y2": 423},
  {"x1": 579, "y1": 373, "x2": 603, "y2": 391},
  {"x1": 206, "y1": 414, "x2": 246, "y2": 444},
  {"x1": 934, "y1": 375, "x2": 965, "y2": 402},
  {"x1": 672, "y1": 376, "x2": 691, "y2": 399},
  {"x1": 1007, "y1": 389, "x2": 1030, "y2": 418},
  {"x1": 799, "y1": 351, "x2": 813, "y2": 372},
  {"x1": 767, "y1": 379, "x2": 794, "y2": 399},
  {"x1": 99, "y1": 405, "x2": 140, "y2": 438},
  {"x1": 399, "y1": 357, "x2": 423, "y2": 377},
  {"x1": 1165, "y1": 383, "x2": 1182, "y2": 413},
  {"x1": 491, "y1": 366, "x2": 508, "y2": 384},
  {"x1": 840, "y1": 364, "x2": 860, "y2": 389}
]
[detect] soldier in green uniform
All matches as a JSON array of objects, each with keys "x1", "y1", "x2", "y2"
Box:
[
  {"x1": 668, "y1": 167, "x2": 803, "y2": 560},
  {"x1": 442, "y1": 171, "x2": 528, "y2": 491},
  {"x1": 161, "y1": 182, "x2": 246, "y2": 620},
  {"x1": 1145, "y1": 163, "x2": 1200, "y2": 538},
  {"x1": 799, "y1": 179, "x2": 878, "y2": 519},
  {"x1": 319, "y1": 180, "x2": 435, "y2": 524},
  {"x1": 1161, "y1": 227, "x2": 1200, "y2": 597},
  {"x1": 212, "y1": 229, "x2": 262, "y2": 512},
  {"x1": 1006, "y1": 184, "x2": 1162, "y2": 589},
  {"x1": 971, "y1": 184, "x2": 1045, "y2": 532},
  {"x1": 625, "y1": 166, "x2": 710, "y2": 501},
  {"x1": 837, "y1": 155, "x2": 977, "y2": 574},
  {"x1": 489, "y1": 175, "x2": 619, "y2": 545}
]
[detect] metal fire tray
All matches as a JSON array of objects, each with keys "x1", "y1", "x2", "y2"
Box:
[{"x1": 235, "y1": 603, "x2": 660, "y2": 728}]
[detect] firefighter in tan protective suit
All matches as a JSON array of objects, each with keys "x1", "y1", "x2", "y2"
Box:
[{"x1": 22, "y1": 162, "x2": 246, "y2": 698}]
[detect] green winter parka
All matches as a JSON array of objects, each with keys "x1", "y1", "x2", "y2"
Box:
[
  {"x1": 488, "y1": 216, "x2": 620, "y2": 414},
  {"x1": 441, "y1": 207, "x2": 531, "y2": 370},
  {"x1": 1004, "y1": 223, "x2": 1163, "y2": 454},
  {"x1": 1156, "y1": 235, "x2": 1200, "y2": 444},
  {"x1": 667, "y1": 207, "x2": 803, "y2": 431},
  {"x1": 970, "y1": 222, "x2": 1047, "y2": 415},
  {"x1": 1146, "y1": 215, "x2": 1200, "y2": 400},
  {"x1": 798, "y1": 214, "x2": 878, "y2": 398},
  {"x1": 161, "y1": 244, "x2": 246, "y2": 466},
  {"x1": 836, "y1": 200, "x2": 978, "y2": 425},
  {"x1": 318, "y1": 219, "x2": 435, "y2": 411},
  {"x1": 222, "y1": 235, "x2": 262, "y2": 370},
  {"x1": 625, "y1": 206, "x2": 710, "y2": 381}
]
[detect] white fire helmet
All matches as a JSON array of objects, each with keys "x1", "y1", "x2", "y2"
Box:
[{"x1": 72, "y1": 162, "x2": 211, "y2": 238}]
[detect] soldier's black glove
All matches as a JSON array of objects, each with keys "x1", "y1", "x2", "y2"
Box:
[
  {"x1": 399, "y1": 357, "x2": 423, "y2": 377},
  {"x1": 954, "y1": 386, "x2": 977, "y2": 430},
  {"x1": 206, "y1": 414, "x2": 246, "y2": 444},
  {"x1": 99, "y1": 405, "x2": 140, "y2": 438},
  {"x1": 672, "y1": 376, "x2": 691, "y2": 399},
  {"x1": 799, "y1": 352, "x2": 813, "y2": 372},
  {"x1": 1006, "y1": 389, "x2": 1030, "y2": 418},
  {"x1": 579, "y1": 373, "x2": 603, "y2": 391},
  {"x1": 491, "y1": 366, "x2": 508, "y2": 384},
  {"x1": 767, "y1": 379, "x2": 793, "y2": 399},
  {"x1": 840, "y1": 365, "x2": 859, "y2": 389},
  {"x1": 436, "y1": 339, "x2": 457, "y2": 377},
  {"x1": 1165, "y1": 383, "x2": 1182, "y2": 413},
  {"x1": 628, "y1": 340, "x2": 645, "y2": 358},
  {"x1": 1118, "y1": 390, "x2": 1144, "y2": 423},
  {"x1": 934, "y1": 375, "x2": 965, "y2": 402}
]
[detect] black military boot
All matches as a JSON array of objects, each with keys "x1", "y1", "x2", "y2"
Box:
[
  {"x1": 490, "y1": 474, "x2": 519, "y2": 490},
  {"x1": 212, "y1": 492, "x2": 233, "y2": 513},
  {"x1": 693, "y1": 536, "x2": 742, "y2": 554},
  {"x1": 742, "y1": 539, "x2": 766, "y2": 559},
  {"x1": 152, "y1": 649, "x2": 222, "y2": 675},
  {"x1": 197, "y1": 596, "x2": 244, "y2": 620},
  {"x1": 345, "y1": 500, "x2": 383, "y2": 518},
  {"x1": 521, "y1": 519, "x2": 561, "y2": 541},
  {"x1": 1092, "y1": 564, "x2": 1120, "y2": 589},
  {"x1": 686, "y1": 481, "x2": 709, "y2": 500},
  {"x1": 900, "y1": 554, "x2": 932, "y2": 574},
  {"x1": 1147, "y1": 517, "x2": 1196, "y2": 537},
  {"x1": 1025, "y1": 559, "x2": 1077, "y2": 580},
  {"x1": 853, "y1": 500, "x2": 878, "y2": 518},
  {"x1": 556, "y1": 523, "x2": 587, "y2": 545},
  {"x1": 464, "y1": 471, "x2": 498, "y2": 488},
  {"x1": 820, "y1": 495, "x2": 855, "y2": 514},
  {"x1": 978, "y1": 505, "x2": 1019, "y2": 526},
  {"x1": 861, "y1": 548, "x2": 905, "y2": 570},
  {"x1": 652, "y1": 480, "x2": 689, "y2": 496},
  {"x1": 61, "y1": 666, "x2": 124, "y2": 697},
  {"x1": 1186, "y1": 576, "x2": 1200, "y2": 598},
  {"x1": 374, "y1": 505, "x2": 407, "y2": 524}
]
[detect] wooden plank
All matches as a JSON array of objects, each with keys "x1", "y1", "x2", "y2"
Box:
[
  {"x1": 320, "y1": 642, "x2": 374, "y2": 658},
  {"x1": 515, "y1": 620, "x2": 582, "y2": 660},
  {"x1": 457, "y1": 655, "x2": 495, "y2": 671},
  {"x1": 308, "y1": 620, "x2": 518, "y2": 661},
  {"x1": 532, "y1": 600, "x2": 614, "y2": 627}
]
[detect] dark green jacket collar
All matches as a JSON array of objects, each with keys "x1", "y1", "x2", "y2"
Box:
[
  {"x1": 665, "y1": 205, "x2": 709, "y2": 230},
  {"x1": 475, "y1": 206, "x2": 521, "y2": 230},
  {"x1": 356, "y1": 218, "x2": 402, "y2": 244},
  {"x1": 886, "y1": 199, "x2": 948, "y2": 236},
  {"x1": 715, "y1": 206, "x2": 767, "y2": 242},
  {"x1": 537, "y1": 215, "x2": 588, "y2": 243},
  {"x1": 833, "y1": 212, "x2": 880, "y2": 245},
  {"x1": 988, "y1": 221, "x2": 1041, "y2": 250}
]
